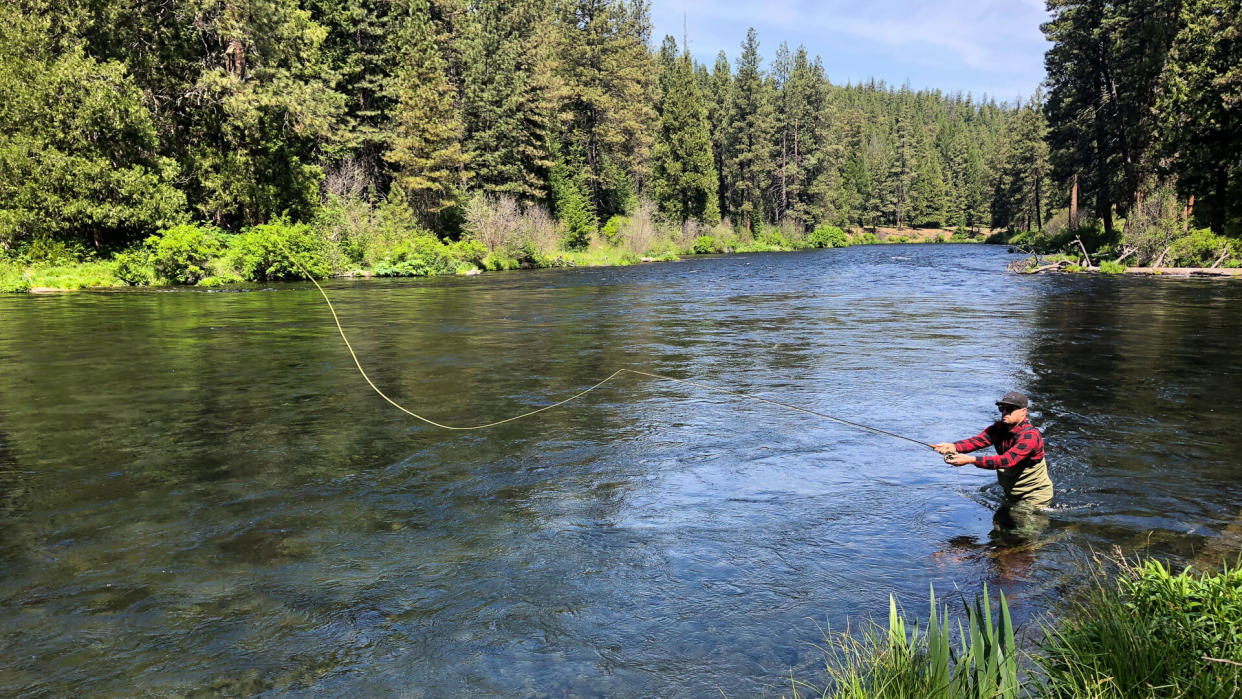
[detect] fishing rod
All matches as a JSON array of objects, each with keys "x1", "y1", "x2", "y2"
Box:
[{"x1": 280, "y1": 244, "x2": 959, "y2": 462}]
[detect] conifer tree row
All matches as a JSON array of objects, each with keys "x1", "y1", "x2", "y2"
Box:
[{"x1": 3, "y1": 0, "x2": 1236, "y2": 255}]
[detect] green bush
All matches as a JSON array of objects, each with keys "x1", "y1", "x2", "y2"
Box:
[
  {"x1": 374, "y1": 235, "x2": 457, "y2": 277},
  {"x1": 0, "y1": 259, "x2": 30, "y2": 292},
  {"x1": 692, "y1": 235, "x2": 719, "y2": 254},
  {"x1": 1168, "y1": 228, "x2": 1234, "y2": 267},
  {"x1": 228, "y1": 219, "x2": 331, "y2": 281},
  {"x1": 146, "y1": 223, "x2": 223, "y2": 284},
  {"x1": 1037, "y1": 558, "x2": 1242, "y2": 698},
  {"x1": 756, "y1": 226, "x2": 791, "y2": 250},
  {"x1": 1098, "y1": 259, "x2": 1127, "y2": 274},
  {"x1": 600, "y1": 215, "x2": 628, "y2": 246},
  {"x1": 853, "y1": 231, "x2": 879, "y2": 245},
  {"x1": 807, "y1": 225, "x2": 849, "y2": 249},
  {"x1": 481, "y1": 252, "x2": 521, "y2": 271},
  {"x1": 113, "y1": 247, "x2": 156, "y2": 285},
  {"x1": 449, "y1": 238, "x2": 487, "y2": 269},
  {"x1": 18, "y1": 236, "x2": 93, "y2": 266},
  {"x1": 197, "y1": 274, "x2": 243, "y2": 288}
]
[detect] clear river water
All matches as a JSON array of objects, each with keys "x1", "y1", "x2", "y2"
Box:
[{"x1": 3, "y1": 244, "x2": 1242, "y2": 696}]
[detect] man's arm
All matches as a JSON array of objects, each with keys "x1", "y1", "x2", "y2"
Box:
[
  {"x1": 952, "y1": 428, "x2": 994, "y2": 454},
  {"x1": 972, "y1": 429, "x2": 1040, "y2": 470}
]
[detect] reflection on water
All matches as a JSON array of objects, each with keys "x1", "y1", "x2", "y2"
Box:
[{"x1": 2, "y1": 245, "x2": 1242, "y2": 695}]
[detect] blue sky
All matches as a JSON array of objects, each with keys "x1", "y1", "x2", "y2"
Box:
[{"x1": 651, "y1": 0, "x2": 1051, "y2": 103}]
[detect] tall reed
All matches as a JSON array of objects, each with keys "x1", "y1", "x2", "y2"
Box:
[{"x1": 795, "y1": 585, "x2": 1018, "y2": 699}]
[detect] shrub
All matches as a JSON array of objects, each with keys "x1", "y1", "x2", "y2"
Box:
[
  {"x1": 146, "y1": 223, "x2": 223, "y2": 284},
  {"x1": 1098, "y1": 259, "x2": 1127, "y2": 274},
  {"x1": 314, "y1": 192, "x2": 382, "y2": 265},
  {"x1": 0, "y1": 259, "x2": 30, "y2": 292},
  {"x1": 449, "y1": 238, "x2": 487, "y2": 269},
  {"x1": 198, "y1": 273, "x2": 243, "y2": 288},
  {"x1": 18, "y1": 236, "x2": 92, "y2": 265},
  {"x1": 228, "y1": 218, "x2": 331, "y2": 281},
  {"x1": 1168, "y1": 228, "x2": 1234, "y2": 268},
  {"x1": 756, "y1": 226, "x2": 791, "y2": 250},
  {"x1": 1037, "y1": 558, "x2": 1242, "y2": 698},
  {"x1": 807, "y1": 225, "x2": 849, "y2": 249},
  {"x1": 692, "y1": 235, "x2": 718, "y2": 254},
  {"x1": 600, "y1": 215, "x2": 628, "y2": 245},
  {"x1": 464, "y1": 193, "x2": 560, "y2": 260},
  {"x1": 618, "y1": 200, "x2": 663, "y2": 254},
  {"x1": 949, "y1": 226, "x2": 973, "y2": 242},
  {"x1": 374, "y1": 235, "x2": 456, "y2": 277},
  {"x1": 113, "y1": 247, "x2": 156, "y2": 285},
  {"x1": 853, "y1": 231, "x2": 879, "y2": 245},
  {"x1": 1124, "y1": 183, "x2": 1185, "y2": 265}
]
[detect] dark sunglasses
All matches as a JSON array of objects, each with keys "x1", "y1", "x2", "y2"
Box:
[{"x1": 998, "y1": 405, "x2": 1021, "y2": 415}]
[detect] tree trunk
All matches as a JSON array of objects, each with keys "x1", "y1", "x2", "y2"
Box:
[
  {"x1": 780, "y1": 132, "x2": 787, "y2": 221},
  {"x1": 1069, "y1": 173, "x2": 1078, "y2": 229},
  {"x1": 1035, "y1": 173, "x2": 1043, "y2": 231},
  {"x1": 792, "y1": 118, "x2": 799, "y2": 228},
  {"x1": 1212, "y1": 163, "x2": 1228, "y2": 234}
]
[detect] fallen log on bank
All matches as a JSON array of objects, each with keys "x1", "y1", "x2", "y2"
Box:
[
  {"x1": 1120, "y1": 266, "x2": 1242, "y2": 277},
  {"x1": 1015, "y1": 262, "x2": 1242, "y2": 277}
]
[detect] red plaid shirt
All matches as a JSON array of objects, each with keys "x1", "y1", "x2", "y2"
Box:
[{"x1": 953, "y1": 419, "x2": 1045, "y2": 471}]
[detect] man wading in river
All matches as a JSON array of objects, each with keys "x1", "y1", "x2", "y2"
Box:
[{"x1": 932, "y1": 391, "x2": 1054, "y2": 540}]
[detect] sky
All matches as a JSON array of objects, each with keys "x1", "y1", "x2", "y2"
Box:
[{"x1": 651, "y1": 0, "x2": 1052, "y2": 104}]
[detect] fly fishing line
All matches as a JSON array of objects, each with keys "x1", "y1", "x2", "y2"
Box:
[{"x1": 278, "y1": 243, "x2": 972, "y2": 478}]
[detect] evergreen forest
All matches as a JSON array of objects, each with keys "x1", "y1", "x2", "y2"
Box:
[{"x1": 1, "y1": 0, "x2": 1239, "y2": 289}]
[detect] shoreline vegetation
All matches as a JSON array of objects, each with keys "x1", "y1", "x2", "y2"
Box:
[
  {"x1": 0, "y1": 206, "x2": 984, "y2": 294},
  {"x1": 797, "y1": 554, "x2": 1242, "y2": 698},
  {"x1": 5, "y1": 1, "x2": 1237, "y2": 295}
]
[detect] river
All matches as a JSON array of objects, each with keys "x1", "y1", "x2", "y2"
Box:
[{"x1": 2, "y1": 244, "x2": 1241, "y2": 696}]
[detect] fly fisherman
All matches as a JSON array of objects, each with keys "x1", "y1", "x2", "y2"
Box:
[{"x1": 931, "y1": 391, "x2": 1054, "y2": 508}]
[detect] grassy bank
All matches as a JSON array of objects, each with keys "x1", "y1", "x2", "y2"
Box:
[
  {"x1": 794, "y1": 555, "x2": 1242, "y2": 698},
  {"x1": 0, "y1": 195, "x2": 979, "y2": 293}
]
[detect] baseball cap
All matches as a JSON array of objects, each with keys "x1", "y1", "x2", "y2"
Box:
[{"x1": 995, "y1": 391, "x2": 1028, "y2": 409}]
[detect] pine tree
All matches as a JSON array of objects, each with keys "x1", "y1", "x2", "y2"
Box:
[
  {"x1": 994, "y1": 100, "x2": 1050, "y2": 232},
  {"x1": 722, "y1": 27, "x2": 774, "y2": 231},
  {"x1": 384, "y1": 0, "x2": 468, "y2": 224},
  {"x1": 178, "y1": 0, "x2": 347, "y2": 227},
  {"x1": 548, "y1": 135, "x2": 597, "y2": 248},
  {"x1": 655, "y1": 34, "x2": 678, "y2": 116},
  {"x1": 650, "y1": 44, "x2": 719, "y2": 225},
  {"x1": 705, "y1": 51, "x2": 733, "y2": 220},
  {"x1": 305, "y1": 0, "x2": 394, "y2": 190},
  {"x1": 885, "y1": 109, "x2": 915, "y2": 229},
  {"x1": 459, "y1": 0, "x2": 560, "y2": 204},
  {"x1": 1157, "y1": 0, "x2": 1242, "y2": 233},
  {"x1": 1043, "y1": 0, "x2": 1180, "y2": 235},
  {"x1": 557, "y1": 0, "x2": 658, "y2": 218}
]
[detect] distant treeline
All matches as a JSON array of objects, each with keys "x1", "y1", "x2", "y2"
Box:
[
  {"x1": 1, "y1": 0, "x2": 1044, "y2": 256},
  {"x1": 1, "y1": 0, "x2": 1236, "y2": 262}
]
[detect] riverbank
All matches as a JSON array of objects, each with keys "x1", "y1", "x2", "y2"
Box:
[
  {"x1": 0, "y1": 217, "x2": 983, "y2": 293},
  {"x1": 1008, "y1": 255, "x2": 1242, "y2": 277},
  {"x1": 798, "y1": 555, "x2": 1242, "y2": 698}
]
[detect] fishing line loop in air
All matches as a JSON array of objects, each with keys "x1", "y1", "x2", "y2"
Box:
[{"x1": 280, "y1": 243, "x2": 939, "y2": 452}]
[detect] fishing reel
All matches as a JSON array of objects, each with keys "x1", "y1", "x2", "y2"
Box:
[{"x1": 943, "y1": 450, "x2": 961, "y2": 464}]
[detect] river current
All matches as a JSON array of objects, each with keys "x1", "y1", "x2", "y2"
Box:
[{"x1": 3, "y1": 244, "x2": 1241, "y2": 695}]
